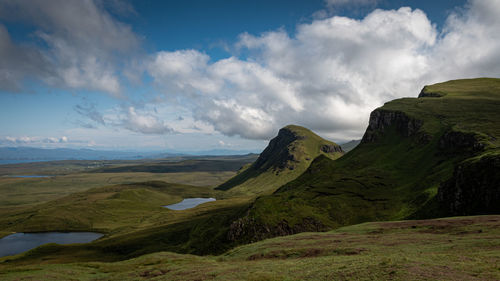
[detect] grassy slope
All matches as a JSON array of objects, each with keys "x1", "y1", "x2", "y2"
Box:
[
  {"x1": 0, "y1": 127, "x2": 344, "y2": 261},
  {"x1": 0, "y1": 155, "x2": 260, "y2": 259},
  {"x1": 0, "y1": 79, "x2": 498, "y2": 275},
  {"x1": 217, "y1": 125, "x2": 343, "y2": 197},
  {"x1": 0, "y1": 215, "x2": 498, "y2": 280},
  {"x1": 0, "y1": 171, "x2": 236, "y2": 207},
  {"x1": 0, "y1": 180, "x2": 253, "y2": 258},
  {"x1": 239, "y1": 78, "x2": 500, "y2": 236},
  {"x1": 0, "y1": 155, "x2": 257, "y2": 208},
  {"x1": 0, "y1": 181, "x2": 214, "y2": 234}
]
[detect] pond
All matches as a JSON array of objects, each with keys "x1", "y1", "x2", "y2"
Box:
[
  {"x1": 0, "y1": 232, "x2": 103, "y2": 258},
  {"x1": 163, "y1": 198, "x2": 216, "y2": 210}
]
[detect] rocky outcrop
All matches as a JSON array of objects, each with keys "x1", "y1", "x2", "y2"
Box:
[
  {"x1": 320, "y1": 144, "x2": 343, "y2": 154},
  {"x1": 418, "y1": 86, "x2": 445, "y2": 98},
  {"x1": 227, "y1": 216, "x2": 326, "y2": 244},
  {"x1": 438, "y1": 155, "x2": 500, "y2": 215},
  {"x1": 362, "y1": 109, "x2": 423, "y2": 143},
  {"x1": 418, "y1": 90, "x2": 443, "y2": 98},
  {"x1": 253, "y1": 127, "x2": 301, "y2": 171},
  {"x1": 438, "y1": 130, "x2": 484, "y2": 154}
]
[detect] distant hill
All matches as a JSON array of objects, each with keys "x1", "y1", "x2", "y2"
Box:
[
  {"x1": 339, "y1": 139, "x2": 361, "y2": 152},
  {"x1": 216, "y1": 125, "x2": 344, "y2": 196},
  {"x1": 92, "y1": 154, "x2": 258, "y2": 173},
  {"x1": 228, "y1": 78, "x2": 500, "y2": 243},
  {"x1": 0, "y1": 147, "x2": 184, "y2": 163},
  {"x1": 0, "y1": 147, "x2": 261, "y2": 164},
  {"x1": 182, "y1": 149, "x2": 259, "y2": 156}
]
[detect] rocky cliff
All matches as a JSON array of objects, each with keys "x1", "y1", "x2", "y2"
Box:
[
  {"x1": 438, "y1": 130, "x2": 484, "y2": 154},
  {"x1": 361, "y1": 109, "x2": 423, "y2": 143},
  {"x1": 438, "y1": 154, "x2": 500, "y2": 215},
  {"x1": 252, "y1": 127, "x2": 302, "y2": 171},
  {"x1": 227, "y1": 216, "x2": 325, "y2": 244},
  {"x1": 225, "y1": 78, "x2": 500, "y2": 246}
]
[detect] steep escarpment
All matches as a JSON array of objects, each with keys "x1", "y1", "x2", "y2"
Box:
[
  {"x1": 216, "y1": 125, "x2": 343, "y2": 196},
  {"x1": 227, "y1": 216, "x2": 325, "y2": 244},
  {"x1": 438, "y1": 153, "x2": 500, "y2": 215},
  {"x1": 227, "y1": 78, "x2": 500, "y2": 244},
  {"x1": 438, "y1": 130, "x2": 485, "y2": 154},
  {"x1": 362, "y1": 109, "x2": 423, "y2": 143},
  {"x1": 252, "y1": 127, "x2": 299, "y2": 171}
]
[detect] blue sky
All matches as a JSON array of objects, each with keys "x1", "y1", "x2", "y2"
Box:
[{"x1": 1, "y1": 0, "x2": 499, "y2": 152}]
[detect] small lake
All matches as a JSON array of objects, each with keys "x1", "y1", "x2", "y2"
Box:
[
  {"x1": 0, "y1": 232, "x2": 103, "y2": 258},
  {"x1": 163, "y1": 198, "x2": 216, "y2": 210}
]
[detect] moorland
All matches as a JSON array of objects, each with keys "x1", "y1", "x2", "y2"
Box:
[{"x1": 0, "y1": 78, "x2": 499, "y2": 280}]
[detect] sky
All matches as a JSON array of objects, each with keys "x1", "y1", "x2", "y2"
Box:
[{"x1": 1, "y1": 0, "x2": 499, "y2": 152}]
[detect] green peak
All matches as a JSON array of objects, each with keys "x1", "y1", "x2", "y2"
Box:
[
  {"x1": 216, "y1": 125, "x2": 343, "y2": 194},
  {"x1": 280, "y1": 124, "x2": 313, "y2": 138},
  {"x1": 282, "y1": 124, "x2": 309, "y2": 132},
  {"x1": 280, "y1": 124, "x2": 339, "y2": 145},
  {"x1": 419, "y1": 77, "x2": 500, "y2": 98}
]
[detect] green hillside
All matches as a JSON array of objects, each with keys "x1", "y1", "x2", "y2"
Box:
[
  {"x1": 228, "y1": 78, "x2": 500, "y2": 243},
  {"x1": 0, "y1": 180, "x2": 253, "y2": 259},
  {"x1": 0, "y1": 181, "x2": 216, "y2": 236},
  {"x1": 1, "y1": 215, "x2": 498, "y2": 280},
  {"x1": 0, "y1": 78, "x2": 498, "y2": 273},
  {"x1": 217, "y1": 125, "x2": 344, "y2": 196}
]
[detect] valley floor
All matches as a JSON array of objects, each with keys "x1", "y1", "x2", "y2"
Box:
[{"x1": 1, "y1": 215, "x2": 498, "y2": 281}]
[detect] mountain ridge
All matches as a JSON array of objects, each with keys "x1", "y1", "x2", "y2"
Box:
[
  {"x1": 216, "y1": 124, "x2": 343, "y2": 196},
  {"x1": 226, "y1": 78, "x2": 500, "y2": 243}
]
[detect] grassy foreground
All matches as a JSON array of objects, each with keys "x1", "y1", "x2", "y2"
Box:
[{"x1": 0, "y1": 215, "x2": 498, "y2": 280}]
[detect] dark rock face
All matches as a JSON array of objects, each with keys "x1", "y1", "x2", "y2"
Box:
[
  {"x1": 253, "y1": 127, "x2": 300, "y2": 171},
  {"x1": 362, "y1": 110, "x2": 423, "y2": 143},
  {"x1": 438, "y1": 155, "x2": 500, "y2": 215},
  {"x1": 418, "y1": 86, "x2": 444, "y2": 98},
  {"x1": 227, "y1": 216, "x2": 326, "y2": 244},
  {"x1": 320, "y1": 144, "x2": 343, "y2": 154},
  {"x1": 438, "y1": 130, "x2": 484, "y2": 154},
  {"x1": 418, "y1": 90, "x2": 443, "y2": 98}
]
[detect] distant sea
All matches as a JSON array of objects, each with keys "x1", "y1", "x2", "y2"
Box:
[{"x1": 0, "y1": 160, "x2": 50, "y2": 165}]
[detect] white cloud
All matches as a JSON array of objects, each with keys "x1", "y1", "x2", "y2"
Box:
[
  {"x1": 0, "y1": 0, "x2": 140, "y2": 96},
  {"x1": 145, "y1": 0, "x2": 500, "y2": 142},
  {"x1": 148, "y1": 52, "x2": 305, "y2": 139},
  {"x1": 0, "y1": 24, "x2": 51, "y2": 92},
  {"x1": 4, "y1": 0, "x2": 499, "y2": 146},
  {"x1": 427, "y1": 0, "x2": 500, "y2": 82},
  {"x1": 1, "y1": 136, "x2": 72, "y2": 146},
  {"x1": 121, "y1": 106, "x2": 174, "y2": 135}
]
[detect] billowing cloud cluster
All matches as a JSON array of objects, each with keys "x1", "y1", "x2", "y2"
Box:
[
  {"x1": 121, "y1": 106, "x2": 174, "y2": 135},
  {"x1": 146, "y1": 0, "x2": 500, "y2": 141},
  {"x1": 74, "y1": 102, "x2": 176, "y2": 135},
  {"x1": 1, "y1": 136, "x2": 69, "y2": 145},
  {"x1": 2, "y1": 0, "x2": 500, "y2": 143},
  {"x1": 0, "y1": 0, "x2": 139, "y2": 96}
]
